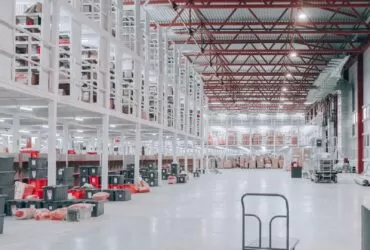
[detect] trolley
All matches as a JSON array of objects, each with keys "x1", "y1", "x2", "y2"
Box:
[{"x1": 241, "y1": 193, "x2": 299, "y2": 250}]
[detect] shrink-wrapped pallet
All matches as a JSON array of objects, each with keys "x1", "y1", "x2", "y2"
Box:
[
  {"x1": 249, "y1": 157, "x2": 256, "y2": 169},
  {"x1": 256, "y1": 156, "x2": 264, "y2": 168},
  {"x1": 272, "y1": 158, "x2": 279, "y2": 168}
]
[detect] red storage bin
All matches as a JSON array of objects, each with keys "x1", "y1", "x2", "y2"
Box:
[
  {"x1": 29, "y1": 179, "x2": 47, "y2": 190},
  {"x1": 68, "y1": 189, "x2": 85, "y2": 199},
  {"x1": 89, "y1": 176, "x2": 100, "y2": 187},
  {"x1": 35, "y1": 189, "x2": 44, "y2": 199},
  {"x1": 109, "y1": 184, "x2": 121, "y2": 189}
]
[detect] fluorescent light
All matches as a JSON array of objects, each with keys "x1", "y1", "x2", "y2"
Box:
[
  {"x1": 304, "y1": 102, "x2": 313, "y2": 105},
  {"x1": 298, "y1": 12, "x2": 307, "y2": 20},
  {"x1": 1, "y1": 134, "x2": 12, "y2": 137},
  {"x1": 283, "y1": 102, "x2": 294, "y2": 105},
  {"x1": 109, "y1": 124, "x2": 116, "y2": 128},
  {"x1": 74, "y1": 136, "x2": 83, "y2": 139},
  {"x1": 289, "y1": 51, "x2": 297, "y2": 58},
  {"x1": 282, "y1": 87, "x2": 288, "y2": 92},
  {"x1": 75, "y1": 117, "x2": 84, "y2": 121},
  {"x1": 20, "y1": 106, "x2": 33, "y2": 111},
  {"x1": 77, "y1": 130, "x2": 84, "y2": 133},
  {"x1": 286, "y1": 73, "x2": 292, "y2": 78},
  {"x1": 19, "y1": 130, "x2": 30, "y2": 133},
  {"x1": 56, "y1": 133, "x2": 60, "y2": 136},
  {"x1": 41, "y1": 125, "x2": 48, "y2": 128}
]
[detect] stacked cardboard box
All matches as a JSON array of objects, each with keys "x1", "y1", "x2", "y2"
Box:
[
  {"x1": 272, "y1": 157, "x2": 279, "y2": 168},
  {"x1": 256, "y1": 156, "x2": 264, "y2": 168},
  {"x1": 242, "y1": 134, "x2": 250, "y2": 145},
  {"x1": 249, "y1": 157, "x2": 256, "y2": 169}
]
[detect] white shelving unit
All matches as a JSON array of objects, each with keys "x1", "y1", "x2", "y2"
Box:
[{"x1": 364, "y1": 104, "x2": 370, "y2": 163}]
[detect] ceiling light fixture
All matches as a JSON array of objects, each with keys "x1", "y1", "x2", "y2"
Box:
[
  {"x1": 282, "y1": 87, "x2": 288, "y2": 92},
  {"x1": 286, "y1": 73, "x2": 292, "y2": 78},
  {"x1": 289, "y1": 51, "x2": 297, "y2": 58},
  {"x1": 77, "y1": 130, "x2": 84, "y2": 133},
  {"x1": 41, "y1": 125, "x2": 48, "y2": 128},
  {"x1": 75, "y1": 117, "x2": 84, "y2": 121},
  {"x1": 0, "y1": 119, "x2": 4, "y2": 122},
  {"x1": 20, "y1": 106, "x2": 33, "y2": 111},
  {"x1": 109, "y1": 124, "x2": 117, "y2": 128},
  {"x1": 19, "y1": 130, "x2": 30, "y2": 133},
  {"x1": 298, "y1": 12, "x2": 307, "y2": 20}
]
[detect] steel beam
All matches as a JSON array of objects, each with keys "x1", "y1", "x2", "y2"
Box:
[
  {"x1": 202, "y1": 72, "x2": 318, "y2": 77},
  {"x1": 185, "y1": 49, "x2": 361, "y2": 56},
  {"x1": 160, "y1": 20, "x2": 363, "y2": 27},
  {"x1": 357, "y1": 53, "x2": 364, "y2": 174}
]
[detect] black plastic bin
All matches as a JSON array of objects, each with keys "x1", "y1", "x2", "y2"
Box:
[
  {"x1": 147, "y1": 179, "x2": 158, "y2": 187},
  {"x1": 80, "y1": 176, "x2": 89, "y2": 186},
  {"x1": 124, "y1": 178, "x2": 134, "y2": 184},
  {"x1": 177, "y1": 176, "x2": 186, "y2": 184},
  {"x1": 114, "y1": 189, "x2": 131, "y2": 201},
  {"x1": 0, "y1": 171, "x2": 15, "y2": 186},
  {"x1": 0, "y1": 186, "x2": 14, "y2": 200},
  {"x1": 29, "y1": 168, "x2": 47, "y2": 179},
  {"x1": 5, "y1": 200, "x2": 28, "y2": 216},
  {"x1": 161, "y1": 174, "x2": 168, "y2": 180},
  {"x1": 193, "y1": 172, "x2": 200, "y2": 178},
  {"x1": 29, "y1": 158, "x2": 47, "y2": 169},
  {"x1": 85, "y1": 200, "x2": 104, "y2": 217},
  {"x1": 43, "y1": 185, "x2": 68, "y2": 201},
  {"x1": 26, "y1": 200, "x2": 44, "y2": 209},
  {"x1": 84, "y1": 189, "x2": 101, "y2": 199},
  {"x1": 0, "y1": 157, "x2": 14, "y2": 172},
  {"x1": 108, "y1": 175, "x2": 124, "y2": 185},
  {"x1": 102, "y1": 189, "x2": 116, "y2": 201},
  {"x1": 291, "y1": 167, "x2": 303, "y2": 178},
  {"x1": 0, "y1": 195, "x2": 6, "y2": 214},
  {"x1": 0, "y1": 213, "x2": 4, "y2": 234}
]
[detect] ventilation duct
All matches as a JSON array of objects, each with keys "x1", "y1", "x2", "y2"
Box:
[{"x1": 307, "y1": 56, "x2": 350, "y2": 102}]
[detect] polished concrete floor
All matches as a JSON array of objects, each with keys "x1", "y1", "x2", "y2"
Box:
[{"x1": 1, "y1": 169, "x2": 368, "y2": 250}]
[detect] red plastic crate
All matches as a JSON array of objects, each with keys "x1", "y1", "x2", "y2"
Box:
[
  {"x1": 68, "y1": 189, "x2": 85, "y2": 199},
  {"x1": 35, "y1": 189, "x2": 44, "y2": 199},
  {"x1": 89, "y1": 176, "x2": 100, "y2": 187},
  {"x1": 108, "y1": 184, "x2": 121, "y2": 189},
  {"x1": 29, "y1": 179, "x2": 47, "y2": 190}
]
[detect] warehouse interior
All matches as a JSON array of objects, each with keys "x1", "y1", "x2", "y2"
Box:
[{"x1": 0, "y1": 0, "x2": 370, "y2": 250}]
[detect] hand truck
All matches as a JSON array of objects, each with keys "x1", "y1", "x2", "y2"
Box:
[{"x1": 241, "y1": 193, "x2": 299, "y2": 250}]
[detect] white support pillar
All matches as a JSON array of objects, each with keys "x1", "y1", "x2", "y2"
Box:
[
  {"x1": 134, "y1": 0, "x2": 142, "y2": 181},
  {"x1": 47, "y1": 0, "x2": 60, "y2": 186},
  {"x1": 193, "y1": 149, "x2": 197, "y2": 172},
  {"x1": 101, "y1": 114, "x2": 109, "y2": 189},
  {"x1": 63, "y1": 123, "x2": 69, "y2": 167},
  {"x1": 172, "y1": 134, "x2": 177, "y2": 163},
  {"x1": 162, "y1": 29, "x2": 169, "y2": 127},
  {"x1": 158, "y1": 129, "x2": 163, "y2": 184},
  {"x1": 184, "y1": 60, "x2": 190, "y2": 134},
  {"x1": 48, "y1": 101, "x2": 57, "y2": 186},
  {"x1": 184, "y1": 136, "x2": 188, "y2": 172},
  {"x1": 143, "y1": 12, "x2": 150, "y2": 119},
  {"x1": 12, "y1": 117, "x2": 20, "y2": 153}
]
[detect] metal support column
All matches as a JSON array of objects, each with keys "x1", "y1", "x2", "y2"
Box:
[
  {"x1": 184, "y1": 136, "x2": 188, "y2": 172},
  {"x1": 47, "y1": 0, "x2": 60, "y2": 186},
  {"x1": 12, "y1": 117, "x2": 20, "y2": 153},
  {"x1": 358, "y1": 53, "x2": 364, "y2": 174},
  {"x1": 101, "y1": 114, "x2": 109, "y2": 189},
  {"x1": 48, "y1": 101, "x2": 57, "y2": 185},
  {"x1": 134, "y1": 0, "x2": 142, "y2": 181},
  {"x1": 158, "y1": 129, "x2": 163, "y2": 184}
]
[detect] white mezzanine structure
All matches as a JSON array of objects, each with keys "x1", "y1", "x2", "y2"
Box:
[{"x1": 0, "y1": 0, "x2": 208, "y2": 188}]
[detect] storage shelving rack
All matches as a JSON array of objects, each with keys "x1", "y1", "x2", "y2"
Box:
[
  {"x1": 1, "y1": 0, "x2": 207, "y2": 188},
  {"x1": 14, "y1": 13, "x2": 42, "y2": 86},
  {"x1": 364, "y1": 105, "x2": 370, "y2": 165}
]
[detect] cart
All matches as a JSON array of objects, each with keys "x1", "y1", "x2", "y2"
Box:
[{"x1": 241, "y1": 193, "x2": 299, "y2": 250}]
